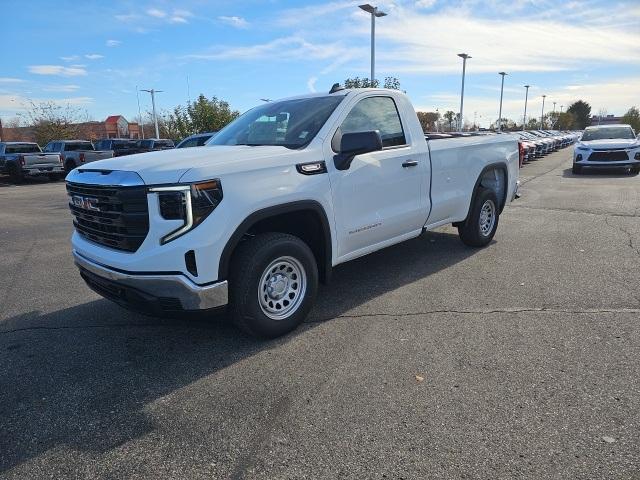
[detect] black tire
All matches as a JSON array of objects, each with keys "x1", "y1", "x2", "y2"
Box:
[
  {"x1": 7, "y1": 163, "x2": 23, "y2": 184},
  {"x1": 48, "y1": 173, "x2": 64, "y2": 181},
  {"x1": 65, "y1": 160, "x2": 76, "y2": 174},
  {"x1": 457, "y1": 187, "x2": 499, "y2": 247},
  {"x1": 572, "y1": 164, "x2": 582, "y2": 175},
  {"x1": 229, "y1": 232, "x2": 318, "y2": 338}
]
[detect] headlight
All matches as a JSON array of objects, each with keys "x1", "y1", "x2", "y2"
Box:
[
  {"x1": 575, "y1": 144, "x2": 589, "y2": 151},
  {"x1": 150, "y1": 179, "x2": 223, "y2": 244}
]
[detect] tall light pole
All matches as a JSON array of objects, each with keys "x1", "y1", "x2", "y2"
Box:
[
  {"x1": 457, "y1": 53, "x2": 471, "y2": 132},
  {"x1": 135, "y1": 86, "x2": 145, "y2": 139},
  {"x1": 141, "y1": 88, "x2": 163, "y2": 139},
  {"x1": 359, "y1": 4, "x2": 387, "y2": 86},
  {"x1": 540, "y1": 94, "x2": 546, "y2": 129},
  {"x1": 497, "y1": 71, "x2": 507, "y2": 131},
  {"x1": 435, "y1": 107, "x2": 439, "y2": 132},
  {"x1": 552, "y1": 101, "x2": 557, "y2": 128},
  {"x1": 560, "y1": 105, "x2": 564, "y2": 113},
  {"x1": 522, "y1": 85, "x2": 530, "y2": 131}
]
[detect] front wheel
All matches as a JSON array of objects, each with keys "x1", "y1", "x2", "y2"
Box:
[
  {"x1": 572, "y1": 164, "x2": 582, "y2": 175},
  {"x1": 458, "y1": 187, "x2": 499, "y2": 247},
  {"x1": 229, "y1": 232, "x2": 318, "y2": 338},
  {"x1": 7, "y1": 164, "x2": 23, "y2": 184}
]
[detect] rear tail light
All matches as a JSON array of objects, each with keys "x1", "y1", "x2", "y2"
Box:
[
  {"x1": 19, "y1": 155, "x2": 25, "y2": 167},
  {"x1": 59, "y1": 155, "x2": 63, "y2": 164},
  {"x1": 518, "y1": 142, "x2": 524, "y2": 168},
  {"x1": 79, "y1": 153, "x2": 85, "y2": 163}
]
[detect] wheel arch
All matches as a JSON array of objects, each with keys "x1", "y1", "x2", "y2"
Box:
[{"x1": 219, "y1": 200, "x2": 333, "y2": 284}]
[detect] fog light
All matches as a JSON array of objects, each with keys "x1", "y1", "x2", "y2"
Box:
[
  {"x1": 635, "y1": 152, "x2": 640, "y2": 160},
  {"x1": 576, "y1": 154, "x2": 582, "y2": 162}
]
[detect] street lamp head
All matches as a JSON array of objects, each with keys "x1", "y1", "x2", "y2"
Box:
[
  {"x1": 359, "y1": 4, "x2": 386, "y2": 16},
  {"x1": 524, "y1": 85, "x2": 530, "y2": 89},
  {"x1": 498, "y1": 72, "x2": 507, "y2": 76},
  {"x1": 458, "y1": 53, "x2": 471, "y2": 59},
  {"x1": 542, "y1": 94, "x2": 546, "y2": 98}
]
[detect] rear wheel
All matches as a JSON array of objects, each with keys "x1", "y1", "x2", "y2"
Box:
[
  {"x1": 572, "y1": 164, "x2": 582, "y2": 175},
  {"x1": 65, "y1": 160, "x2": 76, "y2": 174},
  {"x1": 458, "y1": 187, "x2": 499, "y2": 247},
  {"x1": 229, "y1": 232, "x2": 318, "y2": 338},
  {"x1": 7, "y1": 163, "x2": 23, "y2": 184}
]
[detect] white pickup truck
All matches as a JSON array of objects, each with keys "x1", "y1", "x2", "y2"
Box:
[{"x1": 66, "y1": 88, "x2": 519, "y2": 337}]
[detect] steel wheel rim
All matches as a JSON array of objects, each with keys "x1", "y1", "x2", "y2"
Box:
[
  {"x1": 258, "y1": 256, "x2": 307, "y2": 320},
  {"x1": 479, "y1": 199, "x2": 496, "y2": 236}
]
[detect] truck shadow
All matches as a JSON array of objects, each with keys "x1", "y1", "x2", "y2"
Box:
[{"x1": 0, "y1": 230, "x2": 476, "y2": 473}]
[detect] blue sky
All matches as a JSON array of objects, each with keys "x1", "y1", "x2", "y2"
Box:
[{"x1": 1, "y1": 0, "x2": 639, "y2": 128}]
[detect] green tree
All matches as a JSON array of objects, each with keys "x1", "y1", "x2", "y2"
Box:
[
  {"x1": 566, "y1": 100, "x2": 591, "y2": 129},
  {"x1": 621, "y1": 106, "x2": 640, "y2": 132},
  {"x1": 343, "y1": 76, "x2": 401, "y2": 90},
  {"x1": 526, "y1": 117, "x2": 539, "y2": 129},
  {"x1": 164, "y1": 94, "x2": 240, "y2": 141},
  {"x1": 416, "y1": 111, "x2": 440, "y2": 132},
  {"x1": 443, "y1": 111, "x2": 456, "y2": 131},
  {"x1": 557, "y1": 112, "x2": 576, "y2": 130}
]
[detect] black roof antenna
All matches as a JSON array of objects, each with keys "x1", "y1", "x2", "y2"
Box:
[{"x1": 329, "y1": 83, "x2": 345, "y2": 94}]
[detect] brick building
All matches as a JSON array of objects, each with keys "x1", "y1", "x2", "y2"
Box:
[{"x1": 0, "y1": 115, "x2": 140, "y2": 143}]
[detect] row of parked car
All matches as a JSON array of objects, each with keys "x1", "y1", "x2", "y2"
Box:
[
  {"x1": 0, "y1": 132, "x2": 220, "y2": 182},
  {"x1": 513, "y1": 130, "x2": 580, "y2": 166}
]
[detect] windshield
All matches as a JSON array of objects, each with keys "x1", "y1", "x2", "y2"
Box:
[
  {"x1": 581, "y1": 127, "x2": 635, "y2": 141},
  {"x1": 210, "y1": 95, "x2": 344, "y2": 149},
  {"x1": 65, "y1": 142, "x2": 94, "y2": 151},
  {"x1": 6, "y1": 144, "x2": 41, "y2": 154}
]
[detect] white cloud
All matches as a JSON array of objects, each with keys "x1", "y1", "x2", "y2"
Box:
[
  {"x1": 415, "y1": 0, "x2": 437, "y2": 8},
  {"x1": 187, "y1": 36, "x2": 347, "y2": 61},
  {"x1": 0, "y1": 94, "x2": 93, "y2": 114},
  {"x1": 60, "y1": 55, "x2": 80, "y2": 62},
  {"x1": 307, "y1": 76, "x2": 318, "y2": 93},
  {"x1": 169, "y1": 15, "x2": 189, "y2": 24},
  {"x1": 106, "y1": 39, "x2": 122, "y2": 47},
  {"x1": 218, "y1": 16, "x2": 249, "y2": 28},
  {"x1": 84, "y1": 54, "x2": 104, "y2": 60},
  {"x1": 115, "y1": 13, "x2": 139, "y2": 22},
  {"x1": 42, "y1": 85, "x2": 80, "y2": 92},
  {"x1": 147, "y1": 8, "x2": 166, "y2": 18},
  {"x1": 417, "y1": 77, "x2": 640, "y2": 127},
  {"x1": 28, "y1": 65, "x2": 88, "y2": 77},
  {"x1": 0, "y1": 78, "x2": 24, "y2": 83}
]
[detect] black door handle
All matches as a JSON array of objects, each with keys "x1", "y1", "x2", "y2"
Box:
[{"x1": 402, "y1": 160, "x2": 418, "y2": 168}]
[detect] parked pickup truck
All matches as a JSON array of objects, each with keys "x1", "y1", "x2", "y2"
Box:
[
  {"x1": 44, "y1": 140, "x2": 114, "y2": 173},
  {"x1": 136, "y1": 138, "x2": 175, "y2": 152},
  {"x1": 66, "y1": 88, "x2": 519, "y2": 337},
  {"x1": 0, "y1": 142, "x2": 64, "y2": 182},
  {"x1": 94, "y1": 139, "x2": 142, "y2": 157},
  {"x1": 573, "y1": 124, "x2": 640, "y2": 174}
]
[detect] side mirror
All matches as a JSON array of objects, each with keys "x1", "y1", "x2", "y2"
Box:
[{"x1": 334, "y1": 131, "x2": 383, "y2": 171}]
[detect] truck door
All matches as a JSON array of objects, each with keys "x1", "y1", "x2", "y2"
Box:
[{"x1": 326, "y1": 95, "x2": 427, "y2": 260}]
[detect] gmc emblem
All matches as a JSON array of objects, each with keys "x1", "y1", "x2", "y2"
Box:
[{"x1": 72, "y1": 195, "x2": 100, "y2": 212}]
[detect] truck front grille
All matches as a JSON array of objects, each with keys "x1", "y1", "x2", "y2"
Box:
[
  {"x1": 588, "y1": 150, "x2": 629, "y2": 162},
  {"x1": 66, "y1": 182, "x2": 149, "y2": 252}
]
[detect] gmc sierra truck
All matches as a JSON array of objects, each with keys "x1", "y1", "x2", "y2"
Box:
[
  {"x1": 573, "y1": 124, "x2": 640, "y2": 174},
  {"x1": 66, "y1": 88, "x2": 519, "y2": 337},
  {"x1": 0, "y1": 142, "x2": 64, "y2": 182},
  {"x1": 44, "y1": 140, "x2": 114, "y2": 173}
]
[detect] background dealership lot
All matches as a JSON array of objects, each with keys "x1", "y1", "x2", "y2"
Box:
[{"x1": 1, "y1": 150, "x2": 639, "y2": 478}]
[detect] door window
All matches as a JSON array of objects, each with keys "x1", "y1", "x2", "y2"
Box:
[{"x1": 339, "y1": 96, "x2": 406, "y2": 148}]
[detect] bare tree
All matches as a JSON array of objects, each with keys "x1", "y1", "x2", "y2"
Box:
[{"x1": 24, "y1": 101, "x2": 89, "y2": 146}]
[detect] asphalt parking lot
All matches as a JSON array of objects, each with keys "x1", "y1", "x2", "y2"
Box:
[{"x1": 1, "y1": 150, "x2": 639, "y2": 479}]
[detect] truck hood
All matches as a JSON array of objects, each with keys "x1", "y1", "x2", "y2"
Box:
[
  {"x1": 579, "y1": 139, "x2": 639, "y2": 150},
  {"x1": 82, "y1": 145, "x2": 309, "y2": 184}
]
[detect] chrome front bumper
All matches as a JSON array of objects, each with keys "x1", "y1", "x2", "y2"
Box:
[{"x1": 73, "y1": 250, "x2": 228, "y2": 311}]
